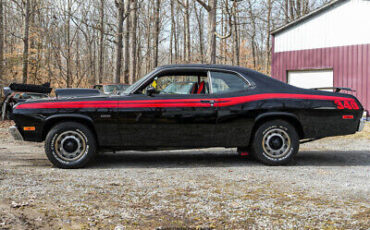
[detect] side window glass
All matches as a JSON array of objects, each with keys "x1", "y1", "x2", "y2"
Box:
[
  {"x1": 143, "y1": 74, "x2": 209, "y2": 95},
  {"x1": 210, "y1": 72, "x2": 250, "y2": 94}
]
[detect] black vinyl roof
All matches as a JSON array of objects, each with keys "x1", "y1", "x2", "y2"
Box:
[{"x1": 158, "y1": 64, "x2": 244, "y2": 70}]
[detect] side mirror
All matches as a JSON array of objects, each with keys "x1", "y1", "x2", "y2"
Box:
[{"x1": 146, "y1": 86, "x2": 156, "y2": 96}]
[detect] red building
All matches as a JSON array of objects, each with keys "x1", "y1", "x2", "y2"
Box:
[{"x1": 271, "y1": 0, "x2": 370, "y2": 112}]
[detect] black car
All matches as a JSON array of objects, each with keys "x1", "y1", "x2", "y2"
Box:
[{"x1": 9, "y1": 65, "x2": 365, "y2": 168}]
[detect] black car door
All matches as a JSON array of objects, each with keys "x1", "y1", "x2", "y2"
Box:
[{"x1": 116, "y1": 70, "x2": 219, "y2": 148}]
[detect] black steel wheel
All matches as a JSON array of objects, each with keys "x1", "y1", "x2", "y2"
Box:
[
  {"x1": 45, "y1": 122, "x2": 97, "y2": 169},
  {"x1": 250, "y1": 120, "x2": 299, "y2": 165}
]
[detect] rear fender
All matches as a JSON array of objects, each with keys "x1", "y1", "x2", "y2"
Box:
[{"x1": 253, "y1": 112, "x2": 304, "y2": 139}]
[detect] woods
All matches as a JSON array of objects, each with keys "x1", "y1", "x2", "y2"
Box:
[{"x1": 0, "y1": 0, "x2": 330, "y2": 88}]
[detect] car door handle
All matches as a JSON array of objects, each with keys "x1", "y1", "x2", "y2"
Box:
[{"x1": 200, "y1": 100, "x2": 215, "y2": 103}]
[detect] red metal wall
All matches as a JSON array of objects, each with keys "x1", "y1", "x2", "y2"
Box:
[{"x1": 271, "y1": 38, "x2": 370, "y2": 112}]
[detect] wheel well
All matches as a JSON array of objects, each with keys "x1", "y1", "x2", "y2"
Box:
[
  {"x1": 42, "y1": 117, "x2": 98, "y2": 143},
  {"x1": 250, "y1": 115, "x2": 304, "y2": 142}
]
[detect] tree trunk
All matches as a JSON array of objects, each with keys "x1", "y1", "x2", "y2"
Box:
[
  {"x1": 169, "y1": 0, "x2": 174, "y2": 64},
  {"x1": 66, "y1": 0, "x2": 72, "y2": 87},
  {"x1": 174, "y1": 4, "x2": 179, "y2": 62},
  {"x1": 129, "y1": 0, "x2": 137, "y2": 84},
  {"x1": 247, "y1": 0, "x2": 257, "y2": 68},
  {"x1": 123, "y1": 0, "x2": 130, "y2": 83},
  {"x1": 98, "y1": 0, "x2": 104, "y2": 84},
  {"x1": 232, "y1": 1, "x2": 240, "y2": 66},
  {"x1": 114, "y1": 0, "x2": 124, "y2": 83},
  {"x1": 0, "y1": 0, "x2": 4, "y2": 82},
  {"x1": 285, "y1": 0, "x2": 289, "y2": 23},
  {"x1": 145, "y1": 2, "x2": 151, "y2": 73},
  {"x1": 265, "y1": 0, "x2": 272, "y2": 73},
  {"x1": 184, "y1": 0, "x2": 190, "y2": 62},
  {"x1": 194, "y1": 3, "x2": 204, "y2": 63},
  {"x1": 153, "y1": 0, "x2": 160, "y2": 68},
  {"x1": 209, "y1": 0, "x2": 217, "y2": 64},
  {"x1": 289, "y1": 0, "x2": 295, "y2": 20},
  {"x1": 207, "y1": 0, "x2": 217, "y2": 64},
  {"x1": 22, "y1": 0, "x2": 31, "y2": 83}
]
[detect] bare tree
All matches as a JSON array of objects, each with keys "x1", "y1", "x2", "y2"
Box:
[
  {"x1": 0, "y1": 0, "x2": 330, "y2": 88},
  {"x1": 123, "y1": 0, "x2": 130, "y2": 83},
  {"x1": 194, "y1": 2, "x2": 204, "y2": 63},
  {"x1": 21, "y1": 0, "x2": 31, "y2": 83},
  {"x1": 66, "y1": 0, "x2": 73, "y2": 87},
  {"x1": 177, "y1": 0, "x2": 191, "y2": 63},
  {"x1": 195, "y1": 0, "x2": 217, "y2": 64},
  {"x1": 169, "y1": 0, "x2": 176, "y2": 63},
  {"x1": 114, "y1": 0, "x2": 124, "y2": 83},
  {"x1": 0, "y1": 0, "x2": 4, "y2": 82},
  {"x1": 98, "y1": 0, "x2": 104, "y2": 84},
  {"x1": 129, "y1": 0, "x2": 137, "y2": 84},
  {"x1": 153, "y1": 0, "x2": 160, "y2": 68},
  {"x1": 232, "y1": 0, "x2": 240, "y2": 65},
  {"x1": 265, "y1": 0, "x2": 273, "y2": 72}
]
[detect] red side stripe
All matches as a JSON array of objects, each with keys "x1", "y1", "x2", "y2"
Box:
[{"x1": 15, "y1": 93, "x2": 356, "y2": 110}]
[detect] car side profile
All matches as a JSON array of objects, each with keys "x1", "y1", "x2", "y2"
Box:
[{"x1": 10, "y1": 64, "x2": 365, "y2": 168}]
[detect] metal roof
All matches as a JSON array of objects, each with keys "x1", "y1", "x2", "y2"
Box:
[{"x1": 271, "y1": 0, "x2": 348, "y2": 35}]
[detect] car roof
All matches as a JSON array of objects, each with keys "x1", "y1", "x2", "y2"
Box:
[{"x1": 158, "y1": 64, "x2": 246, "y2": 72}]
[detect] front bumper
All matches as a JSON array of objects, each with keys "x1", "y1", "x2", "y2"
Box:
[
  {"x1": 357, "y1": 118, "x2": 365, "y2": 132},
  {"x1": 9, "y1": 126, "x2": 23, "y2": 141}
]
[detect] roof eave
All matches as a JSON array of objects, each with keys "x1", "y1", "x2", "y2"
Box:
[{"x1": 271, "y1": 0, "x2": 348, "y2": 35}]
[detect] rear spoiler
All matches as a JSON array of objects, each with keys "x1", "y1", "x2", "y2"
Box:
[{"x1": 310, "y1": 87, "x2": 355, "y2": 93}]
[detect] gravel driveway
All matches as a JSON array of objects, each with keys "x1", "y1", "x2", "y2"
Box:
[{"x1": 0, "y1": 121, "x2": 369, "y2": 229}]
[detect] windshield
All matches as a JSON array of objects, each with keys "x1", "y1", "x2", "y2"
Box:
[
  {"x1": 123, "y1": 70, "x2": 156, "y2": 94},
  {"x1": 103, "y1": 85, "x2": 119, "y2": 94}
]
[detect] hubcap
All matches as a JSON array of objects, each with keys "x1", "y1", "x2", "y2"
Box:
[
  {"x1": 54, "y1": 131, "x2": 87, "y2": 162},
  {"x1": 262, "y1": 128, "x2": 291, "y2": 158}
]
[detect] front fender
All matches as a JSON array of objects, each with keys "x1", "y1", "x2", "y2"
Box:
[{"x1": 42, "y1": 114, "x2": 96, "y2": 141}]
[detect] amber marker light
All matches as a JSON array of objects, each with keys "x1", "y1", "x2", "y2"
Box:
[{"x1": 23, "y1": 126, "x2": 36, "y2": 131}]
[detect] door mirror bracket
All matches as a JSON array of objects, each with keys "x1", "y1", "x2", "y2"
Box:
[{"x1": 146, "y1": 87, "x2": 156, "y2": 97}]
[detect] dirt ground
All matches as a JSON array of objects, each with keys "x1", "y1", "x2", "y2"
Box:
[{"x1": 0, "y1": 121, "x2": 369, "y2": 229}]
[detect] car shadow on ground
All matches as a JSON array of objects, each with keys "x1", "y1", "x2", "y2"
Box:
[{"x1": 89, "y1": 149, "x2": 370, "y2": 169}]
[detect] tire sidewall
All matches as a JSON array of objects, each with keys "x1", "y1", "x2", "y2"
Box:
[
  {"x1": 253, "y1": 120, "x2": 299, "y2": 165},
  {"x1": 45, "y1": 122, "x2": 96, "y2": 168}
]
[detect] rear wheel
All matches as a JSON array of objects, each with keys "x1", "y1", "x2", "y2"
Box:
[
  {"x1": 45, "y1": 122, "x2": 97, "y2": 169},
  {"x1": 250, "y1": 120, "x2": 299, "y2": 165}
]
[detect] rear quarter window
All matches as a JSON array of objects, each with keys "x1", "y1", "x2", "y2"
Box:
[{"x1": 210, "y1": 72, "x2": 250, "y2": 94}]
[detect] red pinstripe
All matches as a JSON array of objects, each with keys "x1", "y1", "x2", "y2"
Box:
[{"x1": 15, "y1": 93, "x2": 356, "y2": 109}]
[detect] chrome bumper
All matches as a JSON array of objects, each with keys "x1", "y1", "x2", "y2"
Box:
[
  {"x1": 9, "y1": 126, "x2": 23, "y2": 141},
  {"x1": 357, "y1": 119, "x2": 365, "y2": 132}
]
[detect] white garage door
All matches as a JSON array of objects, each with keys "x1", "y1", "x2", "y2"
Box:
[{"x1": 287, "y1": 70, "x2": 333, "y2": 89}]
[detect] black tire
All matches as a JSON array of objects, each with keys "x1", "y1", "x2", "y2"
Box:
[
  {"x1": 45, "y1": 122, "x2": 97, "y2": 169},
  {"x1": 250, "y1": 120, "x2": 299, "y2": 166}
]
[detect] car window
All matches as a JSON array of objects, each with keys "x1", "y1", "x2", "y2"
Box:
[
  {"x1": 210, "y1": 72, "x2": 250, "y2": 94},
  {"x1": 142, "y1": 74, "x2": 209, "y2": 95}
]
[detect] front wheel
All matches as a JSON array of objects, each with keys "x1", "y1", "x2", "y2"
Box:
[
  {"x1": 45, "y1": 122, "x2": 97, "y2": 169},
  {"x1": 250, "y1": 120, "x2": 299, "y2": 165}
]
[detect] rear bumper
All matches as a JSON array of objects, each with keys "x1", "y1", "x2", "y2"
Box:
[
  {"x1": 9, "y1": 126, "x2": 23, "y2": 141},
  {"x1": 357, "y1": 118, "x2": 365, "y2": 132}
]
